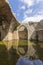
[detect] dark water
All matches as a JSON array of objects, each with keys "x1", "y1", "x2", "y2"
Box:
[{"x1": 0, "y1": 40, "x2": 43, "y2": 65}]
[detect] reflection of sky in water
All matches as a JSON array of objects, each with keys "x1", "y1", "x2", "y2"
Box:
[{"x1": 16, "y1": 58, "x2": 43, "y2": 65}]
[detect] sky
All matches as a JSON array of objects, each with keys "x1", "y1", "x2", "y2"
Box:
[{"x1": 7, "y1": 0, "x2": 43, "y2": 23}]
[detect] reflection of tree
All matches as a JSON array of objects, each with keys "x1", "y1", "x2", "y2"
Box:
[
  {"x1": 9, "y1": 46, "x2": 20, "y2": 65},
  {"x1": 0, "y1": 44, "x2": 20, "y2": 65},
  {"x1": 0, "y1": 44, "x2": 8, "y2": 65}
]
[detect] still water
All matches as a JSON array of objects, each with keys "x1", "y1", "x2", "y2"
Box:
[{"x1": 0, "y1": 40, "x2": 43, "y2": 65}]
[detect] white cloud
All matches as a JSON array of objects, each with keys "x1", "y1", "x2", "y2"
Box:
[
  {"x1": 20, "y1": 0, "x2": 43, "y2": 7},
  {"x1": 20, "y1": 6, "x2": 26, "y2": 10},
  {"x1": 23, "y1": 9, "x2": 32, "y2": 19},
  {"x1": 23, "y1": 13, "x2": 28, "y2": 19},
  {"x1": 20, "y1": 0, "x2": 35, "y2": 7},
  {"x1": 7, "y1": 0, "x2": 43, "y2": 22},
  {"x1": 36, "y1": 0, "x2": 43, "y2": 3},
  {"x1": 22, "y1": 15, "x2": 43, "y2": 23},
  {"x1": 25, "y1": 9, "x2": 32, "y2": 14},
  {"x1": 38, "y1": 10, "x2": 43, "y2": 14}
]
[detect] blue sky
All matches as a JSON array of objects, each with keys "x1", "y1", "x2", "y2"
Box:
[{"x1": 7, "y1": 0, "x2": 43, "y2": 22}]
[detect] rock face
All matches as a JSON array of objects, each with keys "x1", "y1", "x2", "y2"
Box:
[
  {"x1": 0, "y1": 0, "x2": 13, "y2": 22},
  {"x1": 0, "y1": 0, "x2": 20, "y2": 41},
  {"x1": 0, "y1": 0, "x2": 19, "y2": 25}
]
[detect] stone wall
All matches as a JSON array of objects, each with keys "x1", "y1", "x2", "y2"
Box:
[
  {"x1": 37, "y1": 30, "x2": 43, "y2": 41},
  {"x1": 3, "y1": 30, "x2": 19, "y2": 41},
  {"x1": 17, "y1": 25, "x2": 28, "y2": 40},
  {"x1": 17, "y1": 22, "x2": 43, "y2": 42},
  {"x1": 13, "y1": 30, "x2": 19, "y2": 40}
]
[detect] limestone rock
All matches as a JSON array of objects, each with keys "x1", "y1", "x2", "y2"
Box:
[{"x1": 0, "y1": 0, "x2": 20, "y2": 41}]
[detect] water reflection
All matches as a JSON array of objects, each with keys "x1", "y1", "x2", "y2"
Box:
[
  {"x1": 17, "y1": 40, "x2": 28, "y2": 57},
  {"x1": 0, "y1": 40, "x2": 43, "y2": 61}
]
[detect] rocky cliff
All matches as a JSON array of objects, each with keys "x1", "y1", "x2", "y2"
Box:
[
  {"x1": 0, "y1": 0, "x2": 20, "y2": 28},
  {"x1": 0, "y1": 0, "x2": 20, "y2": 40}
]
